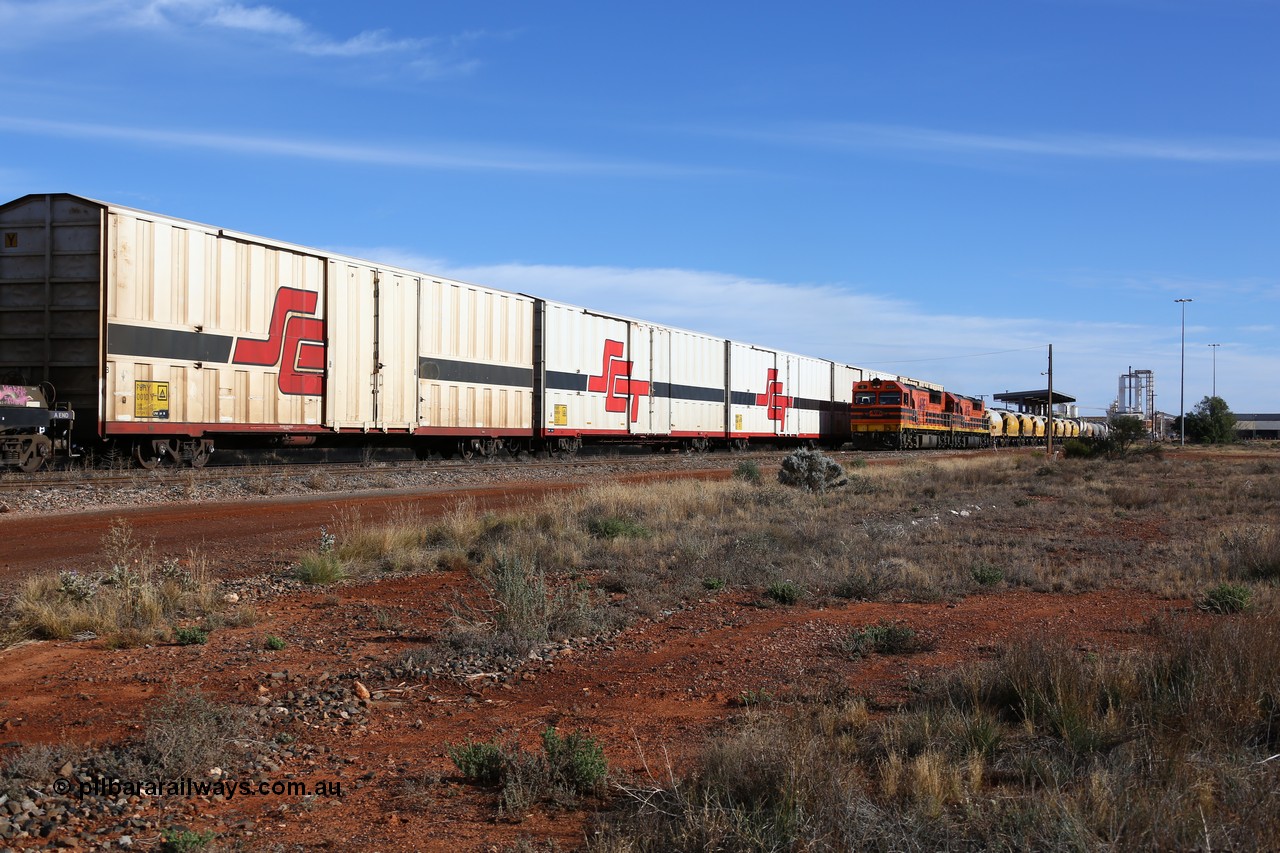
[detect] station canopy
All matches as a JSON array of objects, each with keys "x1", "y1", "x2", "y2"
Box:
[{"x1": 993, "y1": 389, "x2": 1077, "y2": 415}]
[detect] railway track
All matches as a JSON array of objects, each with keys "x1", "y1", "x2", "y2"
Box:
[{"x1": 0, "y1": 448, "x2": 819, "y2": 494}]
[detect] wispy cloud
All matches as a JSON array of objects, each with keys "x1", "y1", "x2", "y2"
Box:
[
  {"x1": 0, "y1": 0, "x2": 473, "y2": 76},
  {"x1": 0, "y1": 115, "x2": 709, "y2": 177},
  {"x1": 1052, "y1": 269, "x2": 1280, "y2": 300},
  {"x1": 735, "y1": 121, "x2": 1280, "y2": 165}
]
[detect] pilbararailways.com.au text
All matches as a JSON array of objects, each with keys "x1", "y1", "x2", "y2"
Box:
[{"x1": 55, "y1": 776, "x2": 342, "y2": 800}]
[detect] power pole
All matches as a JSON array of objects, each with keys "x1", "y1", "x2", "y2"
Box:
[
  {"x1": 1209, "y1": 343, "x2": 1220, "y2": 398},
  {"x1": 1175, "y1": 299, "x2": 1192, "y2": 445},
  {"x1": 1046, "y1": 343, "x2": 1053, "y2": 459}
]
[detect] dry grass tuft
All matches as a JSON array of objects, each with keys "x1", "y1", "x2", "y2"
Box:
[
  {"x1": 588, "y1": 604, "x2": 1280, "y2": 852},
  {"x1": 8, "y1": 521, "x2": 220, "y2": 645}
]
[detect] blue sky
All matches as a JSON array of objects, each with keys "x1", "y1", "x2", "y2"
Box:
[{"x1": 2, "y1": 0, "x2": 1277, "y2": 416}]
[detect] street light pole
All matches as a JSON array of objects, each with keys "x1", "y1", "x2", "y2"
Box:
[
  {"x1": 1209, "y1": 343, "x2": 1220, "y2": 399},
  {"x1": 1175, "y1": 298, "x2": 1193, "y2": 445},
  {"x1": 1046, "y1": 343, "x2": 1053, "y2": 460}
]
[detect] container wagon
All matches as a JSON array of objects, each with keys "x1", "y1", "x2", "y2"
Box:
[{"x1": 0, "y1": 193, "x2": 877, "y2": 467}]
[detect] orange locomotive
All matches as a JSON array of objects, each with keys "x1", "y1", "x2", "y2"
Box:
[{"x1": 849, "y1": 377, "x2": 992, "y2": 450}]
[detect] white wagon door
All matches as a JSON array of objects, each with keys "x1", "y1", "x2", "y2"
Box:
[
  {"x1": 624, "y1": 322, "x2": 654, "y2": 436},
  {"x1": 326, "y1": 260, "x2": 376, "y2": 429},
  {"x1": 647, "y1": 325, "x2": 672, "y2": 436},
  {"x1": 374, "y1": 271, "x2": 419, "y2": 430},
  {"x1": 776, "y1": 353, "x2": 800, "y2": 437},
  {"x1": 326, "y1": 262, "x2": 419, "y2": 431}
]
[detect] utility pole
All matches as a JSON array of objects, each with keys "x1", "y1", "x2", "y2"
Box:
[
  {"x1": 1046, "y1": 343, "x2": 1053, "y2": 459},
  {"x1": 1208, "y1": 343, "x2": 1220, "y2": 398},
  {"x1": 1175, "y1": 299, "x2": 1192, "y2": 445}
]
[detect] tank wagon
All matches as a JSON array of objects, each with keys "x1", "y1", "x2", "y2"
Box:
[{"x1": 0, "y1": 193, "x2": 884, "y2": 468}]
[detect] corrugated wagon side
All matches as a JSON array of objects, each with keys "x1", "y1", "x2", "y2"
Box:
[
  {"x1": 0, "y1": 193, "x2": 536, "y2": 466},
  {"x1": 535, "y1": 300, "x2": 728, "y2": 452}
]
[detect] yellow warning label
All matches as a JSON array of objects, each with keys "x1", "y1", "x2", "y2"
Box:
[
  {"x1": 134, "y1": 381, "x2": 170, "y2": 419},
  {"x1": 553, "y1": 404, "x2": 568, "y2": 426},
  {"x1": 734, "y1": 413, "x2": 743, "y2": 431}
]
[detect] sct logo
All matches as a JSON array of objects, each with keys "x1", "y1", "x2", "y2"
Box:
[
  {"x1": 756, "y1": 368, "x2": 791, "y2": 423},
  {"x1": 587, "y1": 339, "x2": 650, "y2": 423},
  {"x1": 232, "y1": 287, "x2": 325, "y2": 396}
]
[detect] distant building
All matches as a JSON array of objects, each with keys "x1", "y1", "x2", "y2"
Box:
[{"x1": 1234, "y1": 414, "x2": 1280, "y2": 441}]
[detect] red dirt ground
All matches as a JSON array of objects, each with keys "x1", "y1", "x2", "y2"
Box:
[{"x1": 0, "y1": 465, "x2": 1195, "y2": 852}]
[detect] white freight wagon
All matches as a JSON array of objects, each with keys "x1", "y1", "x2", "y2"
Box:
[
  {"x1": 536, "y1": 300, "x2": 726, "y2": 449},
  {"x1": 1, "y1": 192, "x2": 888, "y2": 467},
  {"x1": 0, "y1": 193, "x2": 533, "y2": 465}
]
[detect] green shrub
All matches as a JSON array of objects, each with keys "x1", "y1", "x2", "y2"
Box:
[
  {"x1": 735, "y1": 688, "x2": 774, "y2": 707},
  {"x1": 733, "y1": 460, "x2": 762, "y2": 483},
  {"x1": 702, "y1": 577, "x2": 725, "y2": 591},
  {"x1": 447, "y1": 739, "x2": 506, "y2": 786},
  {"x1": 294, "y1": 552, "x2": 346, "y2": 584},
  {"x1": 1063, "y1": 439, "x2": 1096, "y2": 459},
  {"x1": 588, "y1": 516, "x2": 651, "y2": 539},
  {"x1": 971, "y1": 563, "x2": 1004, "y2": 587},
  {"x1": 841, "y1": 620, "x2": 932, "y2": 656},
  {"x1": 542, "y1": 727, "x2": 608, "y2": 795},
  {"x1": 448, "y1": 729, "x2": 608, "y2": 806},
  {"x1": 1203, "y1": 582, "x2": 1252, "y2": 614},
  {"x1": 173, "y1": 625, "x2": 208, "y2": 645},
  {"x1": 160, "y1": 827, "x2": 216, "y2": 852},
  {"x1": 294, "y1": 526, "x2": 347, "y2": 584},
  {"x1": 264, "y1": 635, "x2": 286, "y2": 651},
  {"x1": 765, "y1": 580, "x2": 801, "y2": 605}
]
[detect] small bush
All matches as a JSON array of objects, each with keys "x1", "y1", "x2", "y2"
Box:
[
  {"x1": 971, "y1": 563, "x2": 1004, "y2": 587},
  {"x1": 264, "y1": 635, "x2": 287, "y2": 651},
  {"x1": 1203, "y1": 582, "x2": 1252, "y2": 614},
  {"x1": 173, "y1": 625, "x2": 209, "y2": 646},
  {"x1": 159, "y1": 827, "x2": 216, "y2": 852},
  {"x1": 542, "y1": 728, "x2": 608, "y2": 795},
  {"x1": 765, "y1": 580, "x2": 801, "y2": 605},
  {"x1": 778, "y1": 448, "x2": 848, "y2": 493},
  {"x1": 733, "y1": 460, "x2": 762, "y2": 483},
  {"x1": 702, "y1": 577, "x2": 726, "y2": 591},
  {"x1": 139, "y1": 688, "x2": 248, "y2": 778},
  {"x1": 10, "y1": 524, "x2": 216, "y2": 644},
  {"x1": 294, "y1": 552, "x2": 346, "y2": 585},
  {"x1": 735, "y1": 688, "x2": 774, "y2": 707},
  {"x1": 1063, "y1": 439, "x2": 1096, "y2": 459},
  {"x1": 841, "y1": 620, "x2": 933, "y2": 656},
  {"x1": 448, "y1": 729, "x2": 608, "y2": 812},
  {"x1": 447, "y1": 739, "x2": 506, "y2": 786},
  {"x1": 588, "y1": 516, "x2": 651, "y2": 539}
]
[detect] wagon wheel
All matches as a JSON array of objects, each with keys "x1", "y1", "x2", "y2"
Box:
[
  {"x1": 456, "y1": 440, "x2": 476, "y2": 461},
  {"x1": 188, "y1": 440, "x2": 214, "y2": 469},
  {"x1": 133, "y1": 440, "x2": 168, "y2": 470},
  {"x1": 17, "y1": 435, "x2": 51, "y2": 473}
]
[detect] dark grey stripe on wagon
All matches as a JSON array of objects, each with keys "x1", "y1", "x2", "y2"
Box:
[
  {"x1": 107, "y1": 324, "x2": 235, "y2": 362},
  {"x1": 792, "y1": 396, "x2": 833, "y2": 412},
  {"x1": 651, "y1": 382, "x2": 725, "y2": 403},
  {"x1": 545, "y1": 370, "x2": 589, "y2": 392},
  {"x1": 728, "y1": 391, "x2": 833, "y2": 411},
  {"x1": 418, "y1": 357, "x2": 534, "y2": 388}
]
